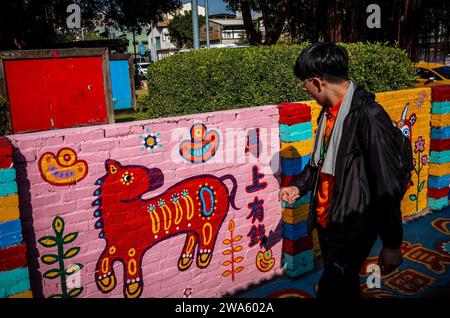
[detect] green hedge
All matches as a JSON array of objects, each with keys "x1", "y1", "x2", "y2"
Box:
[{"x1": 144, "y1": 42, "x2": 417, "y2": 119}]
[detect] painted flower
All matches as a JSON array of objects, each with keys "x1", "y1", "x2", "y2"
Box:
[
  {"x1": 181, "y1": 189, "x2": 189, "y2": 198},
  {"x1": 147, "y1": 204, "x2": 156, "y2": 213},
  {"x1": 139, "y1": 130, "x2": 162, "y2": 153},
  {"x1": 171, "y1": 193, "x2": 179, "y2": 203},
  {"x1": 421, "y1": 154, "x2": 428, "y2": 166},
  {"x1": 414, "y1": 136, "x2": 425, "y2": 154},
  {"x1": 413, "y1": 158, "x2": 417, "y2": 166},
  {"x1": 158, "y1": 199, "x2": 165, "y2": 207}
]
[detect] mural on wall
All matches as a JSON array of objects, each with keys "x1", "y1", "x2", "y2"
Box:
[
  {"x1": 221, "y1": 219, "x2": 244, "y2": 282},
  {"x1": 179, "y1": 123, "x2": 220, "y2": 163},
  {"x1": 431, "y1": 218, "x2": 450, "y2": 235},
  {"x1": 138, "y1": 129, "x2": 162, "y2": 153},
  {"x1": 38, "y1": 148, "x2": 88, "y2": 186},
  {"x1": 410, "y1": 136, "x2": 428, "y2": 211},
  {"x1": 392, "y1": 102, "x2": 417, "y2": 142},
  {"x1": 93, "y1": 159, "x2": 240, "y2": 298},
  {"x1": 245, "y1": 128, "x2": 262, "y2": 158},
  {"x1": 37, "y1": 215, "x2": 84, "y2": 298},
  {"x1": 255, "y1": 248, "x2": 275, "y2": 273}
]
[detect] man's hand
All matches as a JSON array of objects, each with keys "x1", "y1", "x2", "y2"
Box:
[
  {"x1": 378, "y1": 246, "x2": 403, "y2": 275},
  {"x1": 278, "y1": 186, "x2": 300, "y2": 204}
]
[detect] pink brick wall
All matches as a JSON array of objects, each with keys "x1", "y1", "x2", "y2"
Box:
[{"x1": 7, "y1": 105, "x2": 282, "y2": 298}]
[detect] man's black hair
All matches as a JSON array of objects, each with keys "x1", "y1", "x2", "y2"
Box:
[{"x1": 294, "y1": 42, "x2": 349, "y2": 83}]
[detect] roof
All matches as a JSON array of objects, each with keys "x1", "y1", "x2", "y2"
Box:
[
  {"x1": 210, "y1": 19, "x2": 245, "y2": 26},
  {"x1": 416, "y1": 61, "x2": 446, "y2": 69},
  {"x1": 157, "y1": 19, "x2": 171, "y2": 27}
]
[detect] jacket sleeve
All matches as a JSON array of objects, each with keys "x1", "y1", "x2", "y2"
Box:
[
  {"x1": 290, "y1": 162, "x2": 318, "y2": 198},
  {"x1": 362, "y1": 103, "x2": 403, "y2": 249}
]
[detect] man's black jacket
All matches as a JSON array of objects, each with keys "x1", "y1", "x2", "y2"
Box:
[{"x1": 291, "y1": 85, "x2": 404, "y2": 249}]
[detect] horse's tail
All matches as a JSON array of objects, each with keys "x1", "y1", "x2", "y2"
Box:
[{"x1": 219, "y1": 174, "x2": 240, "y2": 210}]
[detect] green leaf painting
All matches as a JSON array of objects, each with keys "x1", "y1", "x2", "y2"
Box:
[{"x1": 38, "y1": 215, "x2": 84, "y2": 298}]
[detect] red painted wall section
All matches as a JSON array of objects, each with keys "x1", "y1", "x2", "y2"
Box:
[{"x1": 4, "y1": 57, "x2": 109, "y2": 133}]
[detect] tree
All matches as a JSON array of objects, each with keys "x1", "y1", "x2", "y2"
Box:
[
  {"x1": 168, "y1": 11, "x2": 206, "y2": 49},
  {"x1": 0, "y1": 0, "x2": 182, "y2": 50},
  {"x1": 224, "y1": 0, "x2": 289, "y2": 46}
]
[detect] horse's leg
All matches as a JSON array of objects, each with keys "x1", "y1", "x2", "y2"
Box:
[
  {"x1": 196, "y1": 223, "x2": 220, "y2": 269},
  {"x1": 177, "y1": 232, "x2": 198, "y2": 271},
  {"x1": 95, "y1": 246, "x2": 117, "y2": 293},
  {"x1": 123, "y1": 248, "x2": 144, "y2": 298}
]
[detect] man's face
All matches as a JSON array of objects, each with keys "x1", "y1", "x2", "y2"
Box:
[{"x1": 303, "y1": 78, "x2": 328, "y2": 106}]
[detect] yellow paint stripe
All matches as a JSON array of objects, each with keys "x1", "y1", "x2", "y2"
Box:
[
  {"x1": 186, "y1": 196, "x2": 194, "y2": 220},
  {"x1": 282, "y1": 204, "x2": 310, "y2": 217},
  {"x1": 149, "y1": 212, "x2": 160, "y2": 234},
  {"x1": 282, "y1": 212, "x2": 308, "y2": 224},
  {"x1": 202, "y1": 223, "x2": 212, "y2": 245},
  {"x1": 280, "y1": 141, "x2": 313, "y2": 158},
  {"x1": 0, "y1": 194, "x2": 19, "y2": 209},
  {"x1": 429, "y1": 163, "x2": 450, "y2": 176},
  {"x1": 8, "y1": 290, "x2": 33, "y2": 298},
  {"x1": 0, "y1": 206, "x2": 20, "y2": 222},
  {"x1": 161, "y1": 206, "x2": 172, "y2": 231},
  {"x1": 431, "y1": 113, "x2": 450, "y2": 122}
]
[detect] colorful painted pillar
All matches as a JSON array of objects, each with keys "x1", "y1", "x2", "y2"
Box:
[
  {"x1": 428, "y1": 86, "x2": 450, "y2": 211},
  {"x1": 0, "y1": 137, "x2": 32, "y2": 298},
  {"x1": 278, "y1": 103, "x2": 318, "y2": 278}
]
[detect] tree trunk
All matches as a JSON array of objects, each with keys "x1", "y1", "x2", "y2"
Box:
[{"x1": 240, "y1": 0, "x2": 261, "y2": 45}]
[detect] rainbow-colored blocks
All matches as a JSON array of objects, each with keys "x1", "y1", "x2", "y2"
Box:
[
  {"x1": 429, "y1": 86, "x2": 450, "y2": 211},
  {"x1": 0, "y1": 137, "x2": 32, "y2": 298},
  {"x1": 278, "y1": 103, "x2": 315, "y2": 278}
]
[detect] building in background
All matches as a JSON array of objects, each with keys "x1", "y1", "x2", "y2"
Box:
[{"x1": 148, "y1": 3, "x2": 206, "y2": 61}]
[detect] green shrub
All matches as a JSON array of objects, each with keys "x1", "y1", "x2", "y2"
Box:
[{"x1": 144, "y1": 42, "x2": 417, "y2": 119}]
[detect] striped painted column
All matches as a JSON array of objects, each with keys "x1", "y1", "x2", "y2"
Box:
[
  {"x1": 0, "y1": 137, "x2": 32, "y2": 298},
  {"x1": 278, "y1": 103, "x2": 318, "y2": 278},
  {"x1": 429, "y1": 86, "x2": 450, "y2": 211}
]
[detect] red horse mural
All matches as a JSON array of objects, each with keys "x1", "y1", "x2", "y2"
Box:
[{"x1": 92, "y1": 159, "x2": 239, "y2": 298}]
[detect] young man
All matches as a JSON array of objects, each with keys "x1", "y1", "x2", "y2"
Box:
[{"x1": 279, "y1": 42, "x2": 405, "y2": 298}]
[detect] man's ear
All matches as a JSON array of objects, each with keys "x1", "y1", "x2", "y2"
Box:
[{"x1": 312, "y1": 78, "x2": 322, "y2": 93}]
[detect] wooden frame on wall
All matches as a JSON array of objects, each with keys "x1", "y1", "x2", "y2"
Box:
[
  {"x1": 0, "y1": 48, "x2": 115, "y2": 134},
  {"x1": 109, "y1": 53, "x2": 137, "y2": 111}
]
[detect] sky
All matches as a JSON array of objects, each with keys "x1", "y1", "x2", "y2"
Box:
[{"x1": 182, "y1": 0, "x2": 234, "y2": 15}]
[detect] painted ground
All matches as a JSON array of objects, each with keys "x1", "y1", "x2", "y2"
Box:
[{"x1": 234, "y1": 206, "x2": 450, "y2": 298}]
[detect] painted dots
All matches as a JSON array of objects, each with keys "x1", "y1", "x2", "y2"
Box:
[
  {"x1": 128, "y1": 248, "x2": 136, "y2": 257},
  {"x1": 109, "y1": 246, "x2": 116, "y2": 255}
]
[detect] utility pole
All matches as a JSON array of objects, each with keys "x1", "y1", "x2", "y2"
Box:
[
  {"x1": 191, "y1": 0, "x2": 200, "y2": 49},
  {"x1": 205, "y1": 0, "x2": 210, "y2": 48}
]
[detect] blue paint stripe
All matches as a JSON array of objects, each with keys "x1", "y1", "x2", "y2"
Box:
[
  {"x1": 430, "y1": 153, "x2": 450, "y2": 164},
  {"x1": 431, "y1": 101, "x2": 450, "y2": 114},
  {"x1": 428, "y1": 197, "x2": 449, "y2": 211},
  {"x1": 284, "y1": 263, "x2": 314, "y2": 277},
  {"x1": 282, "y1": 221, "x2": 308, "y2": 240},
  {"x1": 0, "y1": 268, "x2": 30, "y2": 298},
  {"x1": 0, "y1": 220, "x2": 23, "y2": 249},
  {"x1": 283, "y1": 250, "x2": 314, "y2": 267},
  {"x1": 0, "y1": 168, "x2": 16, "y2": 183},
  {"x1": 431, "y1": 127, "x2": 450, "y2": 139},
  {"x1": 282, "y1": 192, "x2": 311, "y2": 209},
  {"x1": 280, "y1": 122, "x2": 312, "y2": 135},
  {"x1": 280, "y1": 131, "x2": 312, "y2": 143},
  {"x1": 428, "y1": 174, "x2": 450, "y2": 188},
  {"x1": 0, "y1": 181, "x2": 17, "y2": 196},
  {"x1": 281, "y1": 155, "x2": 311, "y2": 176}
]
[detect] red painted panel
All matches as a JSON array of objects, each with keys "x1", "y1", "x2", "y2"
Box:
[
  {"x1": 0, "y1": 243, "x2": 27, "y2": 271},
  {"x1": 278, "y1": 103, "x2": 311, "y2": 118},
  {"x1": 4, "y1": 57, "x2": 109, "y2": 133},
  {"x1": 430, "y1": 138, "x2": 450, "y2": 151},
  {"x1": 432, "y1": 85, "x2": 450, "y2": 102},
  {"x1": 282, "y1": 235, "x2": 313, "y2": 255},
  {"x1": 428, "y1": 187, "x2": 449, "y2": 199}
]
